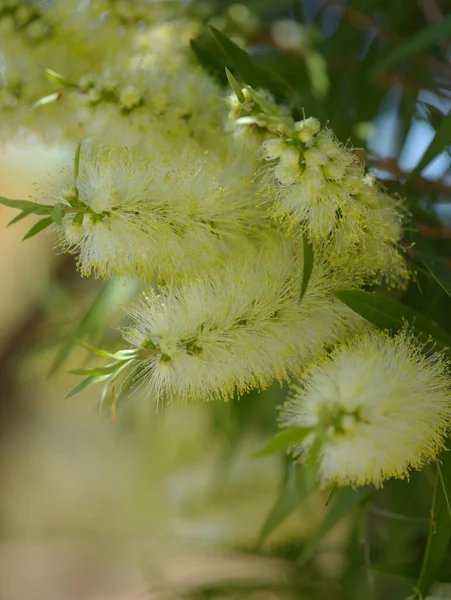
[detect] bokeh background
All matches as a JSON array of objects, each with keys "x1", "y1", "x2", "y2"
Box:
[{"x1": 1, "y1": 1, "x2": 450, "y2": 598}]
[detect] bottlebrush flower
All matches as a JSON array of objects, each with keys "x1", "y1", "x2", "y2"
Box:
[
  {"x1": 119, "y1": 237, "x2": 348, "y2": 404},
  {"x1": 282, "y1": 329, "x2": 451, "y2": 487},
  {"x1": 259, "y1": 124, "x2": 408, "y2": 286},
  {"x1": 49, "y1": 143, "x2": 267, "y2": 281}
]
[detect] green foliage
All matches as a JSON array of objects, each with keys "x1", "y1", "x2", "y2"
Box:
[
  {"x1": 415, "y1": 449, "x2": 451, "y2": 598},
  {"x1": 335, "y1": 289, "x2": 451, "y2": 353}
]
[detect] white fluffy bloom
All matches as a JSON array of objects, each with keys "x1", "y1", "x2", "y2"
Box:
[
  {"x1": 283, "y1": 330, "x2": 451, "y2": 487},
  {"x1": 120, "y1": 238, "x2": 349, "y2": 404},
  {"x1": 260, "y1": 125, "x2": 408, "y2": 286},
  {"x1": 49, "y1": 143, "x2": 266, "y2": 281}
]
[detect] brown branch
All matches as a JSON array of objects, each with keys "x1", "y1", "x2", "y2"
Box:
[{"x1": 367, "y1": 157, "x2": 451, "y2": 195}]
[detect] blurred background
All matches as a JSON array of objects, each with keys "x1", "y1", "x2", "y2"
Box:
[{"x1": 1, "y1": 0, "x2": 451, "y2": 598}]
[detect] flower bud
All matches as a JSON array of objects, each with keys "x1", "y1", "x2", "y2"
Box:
[{"x1": 295, "y1": 117, "x2": 321, "y2": 143}]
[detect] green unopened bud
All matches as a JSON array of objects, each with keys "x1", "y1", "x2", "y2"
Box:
[{"x1": 295, "y1": 117, "x2": 321, "y2": 143}]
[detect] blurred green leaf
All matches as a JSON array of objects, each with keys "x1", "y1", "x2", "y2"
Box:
[
  {"x1": 420, "y1": 255, "x2": 451, "y2": 301},
  {"x1": 74, "y1": 140, "x2": 82, "y2": 184},
  {"x1": 259, "y1": 466, "x2": 315, "y2": 544},
  {"x1": 415, "y1": 451, "x2": 451, "y2": 598},
  {"x1": 68, "y1": 361, "x2": 130, "y2": 377},
  {"x1": 410, "y1": 111, "x2": 451, "y2": 180},
  {"x1": 49, "y1": 280, "x2": 118, "y2": 375},
  {"x1": 376, "y1": 14, "x2": 451, "y2": 70},
  {"x1": 64, "y1": 374, "x2": 111, "y2": 401},
  {"x1": 370, "y1": 561, "x2": 419, "y2": 579},
  {"x1": 335, "y1": 290, "x2": 451, "y2": 351},
  {"x1": 253, "y1": 427, "x2": 312, "y2": 458},
  {"x1": 190, "y1": 37, "x2": 228, "y2": 83},
  {"x1": 209, "y1": 26, "x2": 293, "y2": 99},
  {"x1": 31, "y1": 92, "x2": 60, "y2": 110},
  {"x1": 22, "y1": 216, "x2": 53, "y2": 240},
  {"x1": 301, "y1": 487, "x2": 373, "y2": 563},
  {"x1": 45, "y1": 67, "x2": 74, "y2": 88}
]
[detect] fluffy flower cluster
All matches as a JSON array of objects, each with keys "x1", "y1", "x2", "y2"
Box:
[
  {"x1": 48, "y1": 143, "x2": 265, "y2": 281},
  {"x1": 3, "y1": 0, "x2": 450, "y2": 495},
  {"x1": 282, "y1": 330, "x2": 451, "y2": 486},
  {"x1": 259, "y1": 120, "x2": 409, "y2": 285},
  {"x1": 121, "y1": 238, "x2": 348, "y2": 404}
]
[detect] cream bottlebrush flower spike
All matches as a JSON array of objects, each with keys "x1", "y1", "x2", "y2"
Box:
[
  {"x1": 258, "y1": 119, "x2": 408, "y2": 286},
  {"x1": 282, "y1": 329, "x2": 451, "y2": 487},
  {"x1": 118, "y1": 237, "x2": 348, "y2": 405},
  {"x1": 47, "y1": 143, "x2": 266, "y2": 281}
]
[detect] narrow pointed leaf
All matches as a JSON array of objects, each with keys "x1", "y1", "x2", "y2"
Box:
[
  {"x1": 415, "y1": 450, "x2": 451, "y2": 597},
  {"x1": 259, "y1": 466, "x2": 315, "y2": 544},
  {"x1": 51, "y1": 203, "x2": 63, "y2": 225},
  {"x1": 409, "y1": 111, "x2": 451, "y2": 180},
  {"x1": 420, "y1": 255, "x2": 451, "y2": 300},
  {"x1": 31, "y1": 92, "x2": 60, "y2": 110},
  {"x1": 225, "y1": 67, "x2": 244, "y2": 102},
  {"x1": 335, "y1": 290, "x2": 451, "y2": 351},
  {"x1": 209, "y1": 27, "x2": 292, "y2": 99},
  {"x1": 301, "y1": 487, "x2": 373, "y2": 562},
  {"x1": 45, "y1": 68, "x2": 72, "y2": 87},
  {"x1": 253, "y1": 427, "x2": 312, "y2": 458},
  {"x1": 65, "y1": 374, "x2": 111, "y2": 401},
  {"x1": 74, "y1": 140, "x2": 82, "y2": 184},
  {"x1": 8, "y1": 209, "x2": 35, "y2": 227},
  {"x1": 376, "y1": 14, "x2": 451, "y2": 70},
  {"x1": 77, "y1": 340, "x2": 137, "y2": 361},
  {"x1": 68, "y1": 361, "x2": 128, "y2": 377},
  {"x1": 22, "y1": 216, "x2": 53, "y2": 240},
  {"x1": 0, "y1": 197, "x2": 48, "y2": 211}
]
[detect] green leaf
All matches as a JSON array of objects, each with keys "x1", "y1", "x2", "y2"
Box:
[
  {"x1": 253, "y1": 427, "x2": 312, "y2": 458},
  {"x1": 31, "y1": 92, "x2": 61, "y2": 110},
  {"x1": 68, "y1": 361, "x2": 129, "y2": 377},
  {"x1": 248, "y1": 86, "x2": 281, "y2": 118},
  {"x1": 376, "y1": 14, "x2": 451, "y2": 70},
  {"x1": 225, "y1": 67, "x2": 245, "y2": 103},
  {"x1": 64, "y1": 374, "x2": 111, "y2": 401},
  {"x1": 77, "y1": 340, "x2": 138, "y2": 361},
  {"x1": 51, "y1": 203, "x2": 63, "y2": 226},
  {"x1": 45, "y1": 68, "x2": 73, "y2": 87},
  {"x1": 0, "y1": 197, "x2": 50, "y2": 212},
  {"x1": 190, "y1": 38, "x2": 228, "y2": 83},
  {"x1": 369, "y1": 561, "x2": 419, "y2": 579},
  {"x1": 8, "y1": 209, "x2": 37, "y2": 227},
  {"x1": 301, "y1": 235, "x2": 314, "y2": 298},
  {"x1": 415, "y1": 450, "x2": 451, "y2": 598},
  {"x1": 420, "y1": 255, "x2": 451, "y2": 301},
  {"x1": 258, "y1": 465, "x2": 315, "y2": 544},
  {"x1": 409, "y1": 111, "x2": 451, "y2": 181},
  {"x1": 49, "y1": 280, "x2": 118, "y2": 376},
  {"x1": 209, "y1": 27, "x2": 292, "y2": 99},
  {"x1": 74, "y1": 140, "x2": 82, "y2": 185},
  {"x1": 22, "y1": 216, "x2": 53, "y2": 240},
  {"x1": 335, "y1": 290, "x2": 451, "y2": 352},
  {"x1": 301, "y1": 487, "x2": 373, "y2": 563}
]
